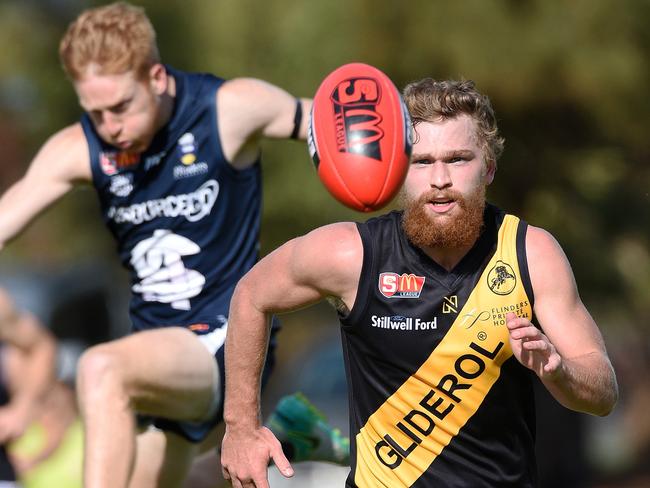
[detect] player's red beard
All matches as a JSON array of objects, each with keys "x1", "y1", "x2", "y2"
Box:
[{"x1": 401, "y1": 185, "x2": 486, "y2": 250}]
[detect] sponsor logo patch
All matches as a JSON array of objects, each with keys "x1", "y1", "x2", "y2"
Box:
[
  {"x1": 378, "y1": 272, "x2": 425, "y2": 298},
  {"x1": 144, "y1": 152, "x2": 165, "y2": 171},
  {"x1": 188, "y1": 323, "x2": 210, "y2": 332},
  {"x1": 442, "y1": 295, "x2": 458, "y2": 314},
  {"x1": 461, "y1": 301, "x2": 532, "y2": 329},
  {"x1": 173, "y1": 162, "x2": 208, "y2": 179},
  {"x1": 371, "y1": 315, "x2": 437, "y2": 331},
  {"x1": 107, "y1": 179, "x2": 219, "y2": 225},
  {"x1": 100, "y1": 151, "x2": 140, "y2": 175}
]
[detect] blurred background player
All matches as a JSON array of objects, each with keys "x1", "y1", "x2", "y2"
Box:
[
  {"x1": 9, "y1": 379, "x2": 83, "y2": 488},
  {"x1": 0, "y1": 288, "x2": 56, "y2": 487},
  {"x1": 220, "y1": 78, "x2": 619, "y2": 487},
  {"x1": 0, "y1": 2, "x2": 347, "y2": 486}
]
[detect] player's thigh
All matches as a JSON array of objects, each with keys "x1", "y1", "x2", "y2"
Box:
[
  {"x1": 130, "y1": 428, "x2": 199, "y2": 488},
  {"x1": 79, "y1": 327, "x2": 217, "y2": 419}
]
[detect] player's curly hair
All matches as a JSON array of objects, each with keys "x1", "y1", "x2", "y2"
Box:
[
  {"x1": 403, "y1": 79, "x2": 505, "y2": 167},
  {"x1": 59, "y1": 2, "x2": 160, "y2": 80}
]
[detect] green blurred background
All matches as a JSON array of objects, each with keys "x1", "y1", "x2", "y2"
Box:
[{"x1": 0, "y1": 1, "x2": 648, "y2": 486}]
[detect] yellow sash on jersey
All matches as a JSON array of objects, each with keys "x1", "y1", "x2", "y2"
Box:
[{"x1": 354, "y1": 215, "x2": 533, "y2": 488}]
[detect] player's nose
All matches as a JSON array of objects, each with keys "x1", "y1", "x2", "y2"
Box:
[
  {"x1": 104, "y1": 113, "x2": 122, "y2": 138},
  {"x1": 429, "y1": 161, "x2": 452, "y2": 189}
]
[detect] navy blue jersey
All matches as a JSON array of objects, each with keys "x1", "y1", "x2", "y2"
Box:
[{"x1": 82, "y1": 66, "x2": 262, "y2": 332}]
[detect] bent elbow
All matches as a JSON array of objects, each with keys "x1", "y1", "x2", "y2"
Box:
[
  {"x1": 600, "y1": 384, "x2": 619, "y2": 417},
  {"x1": 592, "y1": 377, "x2": 619, "y2": 417}
]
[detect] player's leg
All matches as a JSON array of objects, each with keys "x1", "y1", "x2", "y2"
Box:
[
  {"x1": 184, "y1": 393, "x2": 350, "y2": 487},
  {"x1": 129, "y1": 428, "x2": 200, "y2": 488},
  {"x1": 182, "y1": 424, "x2": 227, "y2": 488},
  {"x1": 267, "y1": 392, "x2": 350, "y2": 465},
  {"x1": 76, "y1": 327, "x2": 217, "y2": 488}
]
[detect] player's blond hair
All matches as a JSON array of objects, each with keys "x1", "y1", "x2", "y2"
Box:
[
  {"x1": 59, "y1": 2, "x2": 160, "y2": 80},
  {"x1": 403, "y1": 79, "x2": 504, "y2": 167}
]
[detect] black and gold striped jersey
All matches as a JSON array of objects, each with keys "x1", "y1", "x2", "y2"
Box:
[{"x1": 340, "y1": 204, "x2": 537, "y2": 487}]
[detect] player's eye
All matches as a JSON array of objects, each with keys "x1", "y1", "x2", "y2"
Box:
[
  {"x1": 111, "y1": 101, "x2": 130, "y2": 114},
  {"x1": 89, "y1": 110, "x2": 102, "y2": 122},
  {"x1": 411, "y1": 158, "x2": 430, "y2": 165},
  {"x1": 446, "y1": 155, "x2": 470, "y2": 164}
]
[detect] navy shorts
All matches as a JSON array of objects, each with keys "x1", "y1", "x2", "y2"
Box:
[{"x1": 137, "y1": 316, "x2": 279, "y2": 443}]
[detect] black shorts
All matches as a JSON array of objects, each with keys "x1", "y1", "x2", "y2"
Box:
[{"x1": 137, "y1": 317, "x2": 279, "y2": 443}]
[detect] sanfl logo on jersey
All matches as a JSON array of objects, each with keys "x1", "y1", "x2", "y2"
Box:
[
  {"x1": 378, "y1": 272, "x2": 425, "y2": 298},
  {"x1": 100, "y1": 153, "x2": 118, "y2": 175},
  {"x1": 100, "y1": 151, "x2": 140, "y2": 175}
]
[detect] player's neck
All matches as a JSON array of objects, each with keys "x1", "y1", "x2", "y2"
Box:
[{"x1": 421, "y1": 241, "x2": 476, "y2": 272}]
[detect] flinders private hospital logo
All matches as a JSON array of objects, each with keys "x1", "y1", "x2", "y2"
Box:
[{"x1": 378, "y1": 272, "x2": 425, "y2": 298}]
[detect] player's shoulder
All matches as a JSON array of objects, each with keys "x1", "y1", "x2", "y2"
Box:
[
  {"x1": 525, "y1": 224, "x2": 573, "y2": 282},
  {"x1": 220, "y1": 77, "x2": 276, "y2": 94},
  {"x1": 294, "y1": 222, "x2": 361, "y2": 261},
  {"x1": 525, "y1": 225, "x2": 564, "y2": 258},
  {"x1": 219, "y1": 77, "x2": 289, "y2": 108},
  {"x1": 46, "y1": 122, "x2": 85, "y2": 146},
  {"x1": 36, "y1": 123, "x2": 90, "y2": 179},
  {"x1": 305, "y1": 221, "x2": 360, "y2": 243},
  {"x1": 290, "y1": 222, "x2": 362, "y2": 291}
]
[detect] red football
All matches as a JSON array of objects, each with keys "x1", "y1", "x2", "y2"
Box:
[{"x1": 308, "y1": 63, "x2": 412, "y2": 212}]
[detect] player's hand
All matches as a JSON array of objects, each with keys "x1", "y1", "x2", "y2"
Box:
[
  {"x1": 0, "y1": 404, "x2": 30, "y2": 443},
  {"x1": 221, "y1": 424, "x2": 293, "y2": 488},
  {"x1": 506, "y1": 312, "x2": 563, "y2": 380}
]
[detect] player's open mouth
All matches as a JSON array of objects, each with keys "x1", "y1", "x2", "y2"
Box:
[{"x1": 427, "y1": 199, "x2": 455, "y2": 213}]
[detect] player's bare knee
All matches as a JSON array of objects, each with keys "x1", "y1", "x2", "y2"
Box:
[{"x1": 77, "y1": 346, "x2": 127, "y2": 403}]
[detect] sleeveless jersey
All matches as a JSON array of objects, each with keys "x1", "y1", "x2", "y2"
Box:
[
  {"x1": 82, "y1": 66, "x2": 262, "y2": 332},
  {"x1": 341, "y1": 205, "x2": 537, "y2": 487}
]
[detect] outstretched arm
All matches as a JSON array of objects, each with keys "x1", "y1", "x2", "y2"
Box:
[
  {"x1": 506, "y1": 226, "x2": 618, "y2": 416},
  {"x1": 216, "y1": 77, "x2": 312, "y2": 169},
  {"x1": 0, "y1": 289, "x2": 57, "y2": 442},
  {"x1": 221, "y1": 222, "x2": 361, "y2": 488},
  {"x1": 0, "y1": 123, "x2": 91, "y2": 250}
]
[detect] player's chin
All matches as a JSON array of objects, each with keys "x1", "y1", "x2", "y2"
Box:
[{"x1": 128, "y1": 140, "x2": 148, "y2": 153}]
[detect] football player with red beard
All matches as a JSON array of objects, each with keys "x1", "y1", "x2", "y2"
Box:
[{"x1": 221, "y1": 78, "x2": 618, "y2": 488}]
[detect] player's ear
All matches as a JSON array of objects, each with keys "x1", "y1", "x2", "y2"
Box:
[
  {"x1": 149, "y1": 63, "x2": 167, "y2": 95},
  {"x1": 485, "y1": 159, "x2": 497, "y2": 185}
]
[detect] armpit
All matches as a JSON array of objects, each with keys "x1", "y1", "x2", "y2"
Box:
[{"x1": 326, "y1": 296, "x2": 349, "y2": 315}]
